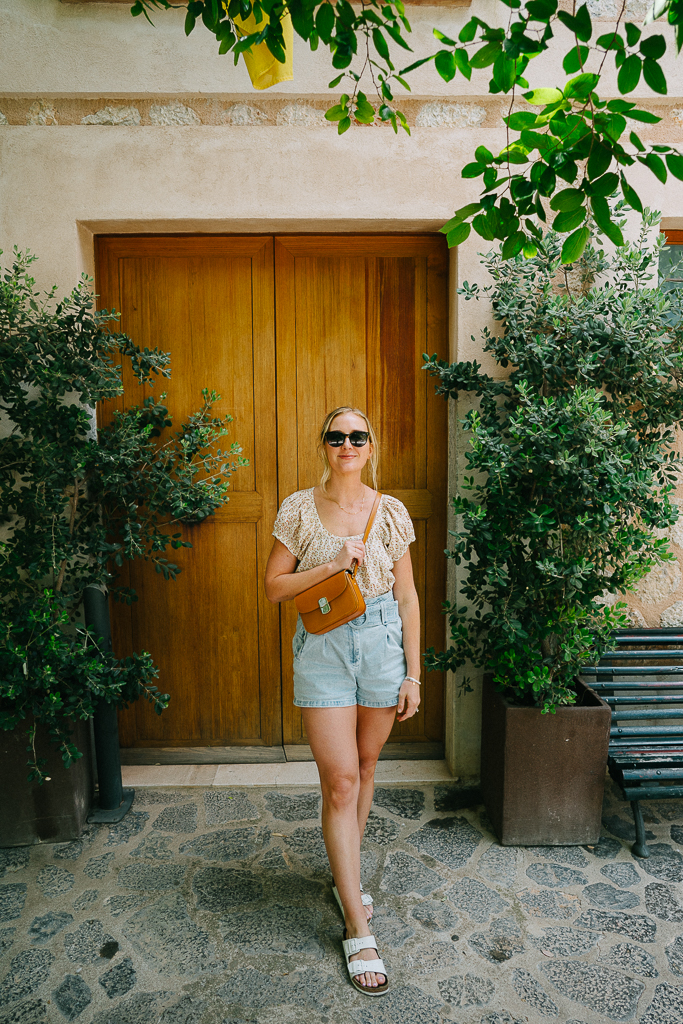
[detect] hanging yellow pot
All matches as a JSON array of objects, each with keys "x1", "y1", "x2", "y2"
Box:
[{"x1": 229, "y1": 7, "x2": 294, "y2": 90}]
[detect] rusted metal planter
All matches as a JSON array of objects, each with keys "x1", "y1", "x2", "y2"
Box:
[
  {"x1": 480, "y1": 676, "x2": 611, "y2": 846},
  {"x1": 0, "y1": 718, "x2": 94, "y2": 847}
]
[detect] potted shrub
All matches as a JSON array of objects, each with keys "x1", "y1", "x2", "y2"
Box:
[
  {"x1": 424, "y1": 212, "x2": 683, "y2": 845},
  {"x1": 0, "y1": 249, "x2": 245, "y2": 845}
]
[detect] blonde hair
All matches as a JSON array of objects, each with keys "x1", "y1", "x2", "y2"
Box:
[{"x1": 317, "y1": 406, "x2": 379, "y2": 492}]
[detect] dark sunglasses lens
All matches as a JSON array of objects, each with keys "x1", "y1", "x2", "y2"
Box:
[
  {"x1": 350, "y1": 431, "x2": 369, "y2": 446},
  {"x1": 325, "y1": 431, "x2": 345, "y2": 446}
]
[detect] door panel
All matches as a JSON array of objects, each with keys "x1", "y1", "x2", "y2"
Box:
[
  {"x1": 96, "y1": 233, "x2": 448, "y2": 754},
  {"x1": 96, "y1": 236, "x2": 280, "y2": 747},
  {"x1": 274, "y1": 235, "x2": 449, "y2": 746}
]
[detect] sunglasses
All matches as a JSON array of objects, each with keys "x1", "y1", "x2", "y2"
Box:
[{"x1": 324, "y1": 430, "x2": 369, "y2": 447}]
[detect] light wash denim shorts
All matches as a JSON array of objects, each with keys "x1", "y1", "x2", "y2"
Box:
[{"x1": 292, "y1": 592, "x2": 406, "y2": 708}]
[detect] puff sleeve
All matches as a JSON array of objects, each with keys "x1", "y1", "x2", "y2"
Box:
[
  {"x1": 272, "y1": 491, "x2": 311, "y2": 560},
  {"x1": 381, "y1": 495, "x2": 416, "y2": 563}
]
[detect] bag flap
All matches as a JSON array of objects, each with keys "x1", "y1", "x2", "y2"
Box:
[{"x1": 295, "y1": 570, "x2": 351, "y2": 614}]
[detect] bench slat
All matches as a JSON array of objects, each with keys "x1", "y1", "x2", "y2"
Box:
[
  {"x1": 611, "y1": 709, "x2": 683, "y2": 720},
  {"x1": 623, "y1": 767, "x2": 683, "y2": 780},
  {"x1": 623, "y1": 784, "x2": 683, "y2": 800},
  {"x1": 611, "y1": 725, "x2": 683, "y2": 736}
]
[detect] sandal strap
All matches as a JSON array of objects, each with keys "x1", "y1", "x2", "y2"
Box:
[
  {"x1": 342, "y1": 934, "x2": 378, "y2": 956},
  {"x1": 361, "y1": 892, "x2": 373, "y2": 906},
  {"x1": 348, "y1": 957, "x2": 386, "y2": 977}
]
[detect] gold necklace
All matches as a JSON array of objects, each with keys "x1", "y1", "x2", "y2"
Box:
[{"x1": 330, "y1": 490, "x2": 366, "y2": 515}]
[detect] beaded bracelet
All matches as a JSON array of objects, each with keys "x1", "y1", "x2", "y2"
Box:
[{"x1": 405, "y1": 676, "x2": 421, "y2": 686}]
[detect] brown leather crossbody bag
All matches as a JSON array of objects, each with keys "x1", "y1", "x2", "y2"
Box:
[{"x1": 295, "y1": 492, "x2": 382, "y2": 635}]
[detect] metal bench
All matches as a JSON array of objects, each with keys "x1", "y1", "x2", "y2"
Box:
[{"x1": 581, "y1": 627, "x2": 683, "y2": 858}]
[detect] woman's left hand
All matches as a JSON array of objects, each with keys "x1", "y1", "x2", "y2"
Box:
[{"x1": 396, "y1": 679, "x2": 421, "y2": 721}]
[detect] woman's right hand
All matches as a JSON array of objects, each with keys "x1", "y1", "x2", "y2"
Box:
[{"x1": 331, "y1": 539, "x2": 365, "y2": 573}]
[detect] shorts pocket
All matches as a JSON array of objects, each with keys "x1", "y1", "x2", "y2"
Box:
[{"x1": 293, "y1": 623, "x2": 307, "y2": 661}]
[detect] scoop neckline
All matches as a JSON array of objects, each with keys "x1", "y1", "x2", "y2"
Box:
[{"x1": 309, "y1": 488, "x2": 382, "y2": 540}]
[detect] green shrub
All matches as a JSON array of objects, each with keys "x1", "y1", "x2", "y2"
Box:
[
  {"x1": 424, "y1": 213, "x2": 683, "y2": 711},
  {"x1": 0, "y1": 249, "x2": 245, "y2": 779}
]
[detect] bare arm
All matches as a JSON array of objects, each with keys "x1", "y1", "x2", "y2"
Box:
[
  {"x1": 264, "y1": 537, "x2": 367, "y2": 604},
  {"x1": 392, "y1": 548, "x2": 421, "y2": 722}
]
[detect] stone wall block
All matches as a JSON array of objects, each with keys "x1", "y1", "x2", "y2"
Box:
[
  {"x1": 149, "y1": 102, "x2": 200, "y2": 126},
  {"x1": 26, "y1": 101, "x2": 57, "y2": 125},
  {"x1": 636, "y1": 560, "x2": 682, "y2": 605},
  {"x1": 275, "y1": 103, "x2": 326, "y2": 127},
  {"x1": 415, "y1": 102, "x2": 486, "y2": 128},
  {"x1": 81, "y1": 106, "x2": 141, "y2": 126},
  {"x1": 221, "y1": 103, "x2": 268, "y2": 126},
  {"x1": 660, "y1": 600, "x2": 683, "y2": 628}
]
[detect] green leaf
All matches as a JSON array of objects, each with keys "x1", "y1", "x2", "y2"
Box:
[
  {"x1": 324, "y1": 104, "x2": 347, "y2": 122},
  {"x1": 666, "y1": 152, "x2": 683, "y2": 179},
  {"x1": 557, "y1": 3, "x2": 592, "y2": 41},
  {"x1": 185, "y1": 10, "x2": 196, "y2": 35},
  {"x1": 400, "y1": 56, "x2": 435, "y2": 75},
  {"x1": 597, "y1": 32, "x2": 624, "y2": 50},
  {"x1": 523, "y1": 241, "x2": 538, "y2": 258},
  {"x1": 590, "y1": 196, "x2": 625, "y2": 245},
  {"x1": 446, "y1": 222, "x2": 471, "y2": 247},
  {"x1": 316, "y1": 3, "x2": 335, "y2": 43},
  {"x1": 470, "y1": 41, "x2": 502, "y2": 68},
  {"x1": 524, "y1": 87, "x2": 564, "y2": 106},
  {"x1": 587, "y1": 143, "x2": 612, "y2": 179},
  {"x1": 462, "y1": 162, "x2": 486, "y2": 178},
  {"x1": 550, "y1": 187, "x2": 584, "y2": 212},
  {"x1": 501, "y1": 231, "x2": 526, "y2": 260},
  {"x1": 354, "y1": 91, "x2": 375, "y2": 124},
  {"x1": 454, "y1": 49, "x2": 472, "y2": 79},
  {"x1": 589, "y1": 171, "x2": 619, "y2": 196},
  {"x1": 617, "y1": 53, "x2": 642, "y2": 93},
  {"x1": 493, "y1": 52, "x2": 518, "y2": 91},
  {"x1": 455, "y1": 202, "x2": 484, "y2": 220},
  {"x1": 561, "y1": 225, "x2": 590, "y2": 263},
  {"x1": 459, "y1": 19, "x2": 477, "y2": 43},
  {"x1": 630, "y1": 130, "x2": 645, "y2": 151},
  {"x1": 644, "y1": 151, "x2": 667, "y2": 182},
  {"x1": 435, "y1": 49, "x2": 456, "y2": 82},
  {"x1": 620, "y1": 174, "x2": 643, "y2": 212},
  {"x1": 475, "y1": 146, "x2": 494, "y2": 164},
  {"x1": 624, "y1": 107, "x2": 661, "y2": 123},
  {"x1": 562, "y1": 45, "x2": 589, "y2": 73},
  {"x1": 328, "y1": 73, "x2": 344, "y2": 88},
  {"x1": 433, "y1": 28, "x2": 457, "y2": 46},
  {"x1": 564, "y1": 72, "x2": 600, "y2": 99},
  {"x1": 372, "y1": 27, "x2": 392, "y2": 64},
  {"x1": 472, "y1": 212, "x2": 496, "y2": 240},
  {"x1": 507, "y1": 111, "x2": 539, "y2": 130},
  {"x1": 625, "y1": 21, "x2": 642, "y2": 47},
  {"x1": 643, "y1": 57, "x2": 667, "y2": 93},
  {"x1": 338, "y1": 116, "x2": 351, "y2": 135},
  {"x1": 552, "y1": 206, "x2": 587, "y2": 232},
  {"x1": 640, "y1": 33, "x2": 666, "y2": 59}
]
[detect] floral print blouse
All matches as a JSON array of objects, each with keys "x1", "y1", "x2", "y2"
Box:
[{"x1": 272, "y1": 489, "x2": 415, "y2": 598}]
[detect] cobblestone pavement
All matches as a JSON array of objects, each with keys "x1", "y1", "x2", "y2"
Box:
[{"x1": 2, "y1": 777, "x2": 683, "y2": 1024}]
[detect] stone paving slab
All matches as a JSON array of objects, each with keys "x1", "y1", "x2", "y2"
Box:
[{"x1": 2, "y1": 778, "x2": 683, "y2": 1023}]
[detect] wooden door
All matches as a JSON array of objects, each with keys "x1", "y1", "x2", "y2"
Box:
[
  {"x1": 275, "y1": 236, "x2": 449, "y2": 748},
  {"x1": 96, "y1": 236, "x2": 281, "y2": 749}
]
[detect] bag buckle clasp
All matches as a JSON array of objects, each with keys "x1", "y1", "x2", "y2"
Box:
[{"x1": 318, "y1": 597, "x2": 331, "y2": 615}]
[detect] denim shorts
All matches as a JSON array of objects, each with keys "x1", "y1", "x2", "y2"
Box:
[{"x1": 292, "y1": 592, "x2": 406, "y2": 708}]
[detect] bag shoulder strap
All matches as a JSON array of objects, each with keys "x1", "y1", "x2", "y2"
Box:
[{"x1": 351, "y1": 492, "x2": 382, "y2": 578}]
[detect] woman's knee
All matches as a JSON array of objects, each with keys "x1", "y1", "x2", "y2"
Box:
[
  {"x1": 358, "y1": 755, "x2": 378, "y2": 781},
  {"x1": 322, "y1": 770, "x2": 359, "y2": 809}
]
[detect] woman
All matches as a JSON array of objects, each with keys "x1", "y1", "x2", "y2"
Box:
[{"x1": 264, "y1": 406, "x2": 421, "y2": 996}]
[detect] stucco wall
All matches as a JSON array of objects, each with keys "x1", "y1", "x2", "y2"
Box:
[{"x1": 5, "y1": 0, "x2": 683, "y2": 777}]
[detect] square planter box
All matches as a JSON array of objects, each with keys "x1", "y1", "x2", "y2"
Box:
[
  {"x1": 0, "y1": 718, "x2": 94, "y2": 847},
  {"x1": 480, "y1": 676, "x2": 611, "y2": 846}
]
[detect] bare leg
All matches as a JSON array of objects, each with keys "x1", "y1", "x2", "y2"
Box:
[
  {"x1": 302, "y1": 706, "x2": 386, "y2": 989},
  {"x1": 356, "y1": 704, "x2": 397, "y2": 840}
]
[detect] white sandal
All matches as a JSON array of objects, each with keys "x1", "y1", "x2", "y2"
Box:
[
  {"x1": 332, "y1": 882, "x2": 373, "y2": 917},
  {"x1": 342, "y1": 932, "x2": 389, "y2": 996}
]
